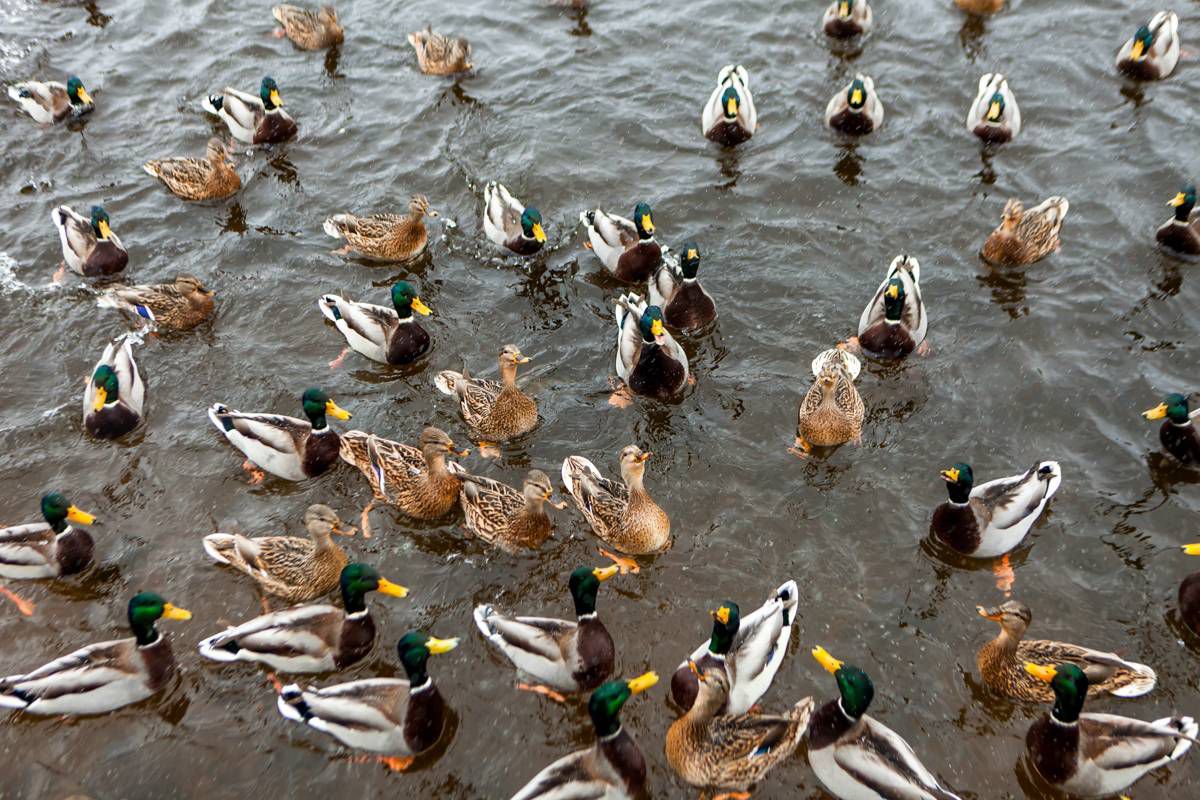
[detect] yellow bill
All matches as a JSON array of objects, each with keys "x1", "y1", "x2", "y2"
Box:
[
  {"x1": 77, "y1": 87, "x2": 94, "y2": 105},
  {"x1": 839, "y1": 1, "x2": 850, "y2": 17},
  {"x1": 1024, "y1": 662, "x2": 1057, "y2": 683},
  {"x1": 813, "y1": 645, "x2": 844, "y2": 674},
  {"x1": 1182, "y1": 544, "x2": 1200, "y2": 556},
  {"x1": 426, "y1": 636, "x2": 458, "y2": 654},
  {"x1": 650, "y1": 318, "x2": 665, "y2": 337},
  {"x1": 687, "y1": 249, "x2": 698, "y2": 260},
  {"x1": 67, "y1": 505, "x2": 96, "y2": 525},
  {"x1": 976, "y1": 605, "x2": 1003, "y2": 622},
  {"x1": 711, "y1": 605, "x2": 731, "y2": 625},
  {"x1": 726, "y1": 97, "x2": 738, "y2": 117},
  {"x1": 641, "y1": 214, "x2": 654, "y2": 234},
  {"x1": 627, "y1": 671, "x2": 659, "y2": 693},
  {"x1": 269, "y1": 88, "x2": 283, "y2": 107},
  {"x1": 636, "y1": 451, "x2": 651, "y2": 463},
  {"x1": 886, "y1": 284, "x2": 900, "y2": 299},
  {"x1": 411, "y1": 297, "x2": 432, "y2": 316},
  {"x1": 1130, "y1": 40, "x2": 1145, "y2": 60},
  {"x1": 593, "y1": 565, "x2": 619, "y2": 582},
  {"x1": 92, "y1": 386, "x2": 108, "y2": 412},
  {"x1": 325, "y1": 399, "x2": 352, "y2": 420},
  {"x1": 987, "y1": 100, "x2": 1002, "y2": 121},
  {"x1": 940, "y1": 467, "x2": 960, "y2": 482},
  {"x1": 97, "y1": 219, "x2": 112, "y2": 240},
  {"x1": 851, "y1": 88, "x2": 863, "y2": 106},
  {"x1": 1142, "y1": 403, "x2": 1168, "y2": 420},
  {"x1": 377, "y1": 577, "x2": 409, "y2": 598},
  {"x1": 532, "y1": 222, "x2": 547, "y2": 243},
  {"x1": 1169, "y1": 192, "x2": 1188, "y2": 207},
  {"x1": 162, "y1": 603, "x2": 192, "y2": 621}
]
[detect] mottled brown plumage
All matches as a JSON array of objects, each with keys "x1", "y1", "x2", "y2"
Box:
[
  {"x1": 339, "y1": 427, "x2": 465, "y2": 520},
  {"x1": 143, "y1": 138, "x2": 240, "y2": 201},
  {"x1": 435, "y1": 345, "x2": 538, "y2": 442},
  {"x1": 323, "y1": 195, "x2": 437, "y2": 261},
  {"x1": 797, "y1": 357, "x2": 864, "y2": 449},
  {"x1": 459, "y1": 469, "x2": 557, "y2": 551},
  {"x1": 561, "y1": 445, "x2": 670, "y2": 555},
  {"x1": 272, "y1": 4, "x2": 343, "y2": 49},
  {"x1": 97, "y1": 275, "x2": 215, "y2": 331},
  {"x1": 407, "y1": 27, "x2": 472, "y2": 75},
  {"x1": 981, "y1": 197, "x2": 1069, "y2": 266}
]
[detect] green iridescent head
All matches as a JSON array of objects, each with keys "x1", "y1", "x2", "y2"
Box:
[
  {"x1": 679, "y1": 242, "x2": 702, "y2": 280},
  {"x1": 1143, "y1": 393, "x2": 1191, "y2": 425},
  {"x1": 520, "y1": 207, "x2": 547, "y2": 243},
  {"x1": 1130, "y1": 24, "x2": 1154, "y2": 61},
  {"x1": 813, "y1": 647, "x2": 874, "y2": 718},
  {"x1": 1025, "y1": 662, "x2": 1087, "y2": 723},
  {"x1": 90, "y1": 206, "x2": 113, "y2": 240},
  {"x1": 707, "y1": 600, "x2": 740, "y2": 654},
  {"x1": 940, "y1": 462, "x2": 974, "y2": 503},
  {"x1": 847, "y1": 78, "x2": 867, "y2": 110},
  {"x1": 986, "y1": 91, "x2": 1005, "y2": 122},
  {"x1": 66, "y1": 76, "x2": 92, "y2": 106},
  {"x1": 633, "y1": 202, "x2": 655, "y2": 239},
  {"x1": 91, "y1": 365, "x2": 119, "y2": 412},
  {"x1": 300, "y1": 388, "x2": 351, "y2": 430},
  {"x1": 391, "y1": 281, "x2": 432, "y2": 319},
  {"x1": 720, "y1": 85, "x2": 741, "y2": 120},
  {"x1": 1168, "y1": 185, "x2": 1196, "y2": 221},
  {"x1": 587, "y1": 672, "x2": 658, "y2": 737},
  {"x1": 41, "y1": 492, "x2": 96, "y2": 533},
  {"x1": 338, "y1": 562, "x2": 409, "y2": 613},
  {"x1": 568, "y1": 565, "x2": 618, "y2": 617},
  {"x1": 127, "y1": 591, "x2": 191, "y2": 645},
  {"x1": 396, "y1": 631, "x2": 458, "y2": 684},
  {"x1": 260, "y1": 76, "x2": 283, "y2": 110},
  {"x1": 638, "y1": 305, "x2": 667, "y2": 343},
  {"x1": 883, "y1": 278, "x2": 905, "y2": 321}
]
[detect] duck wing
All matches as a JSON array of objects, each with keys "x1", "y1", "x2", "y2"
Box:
[
  {"x1": 1, "y1": 637, "x2": 141, "y2": 703},
  {"x1": 198, "y1": 604, "x2": 341, "y2": 661},
  {"x1": 510, "y1": 747, "x2": 613, "y2": 800},
  {"x1": 281, "y1": 677, "x2": 409, "y2": 730},
  {"x1": 1080, "y1": 713, "x2": 1196, "y2": 770},
  {"x1": 971, "y1": 461, "x2": 1060, "y2": 530},
  {"x1": 831, "y1": 716, "x2": 963, "y2": 800}
]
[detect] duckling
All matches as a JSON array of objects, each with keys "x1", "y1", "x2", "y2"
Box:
[
  {"x1": 1143, "y1": 393, "x2": 1200, "y2": 463},
  {"x1": 272, "y1": 5, "x2": 343, "y2": 50},
  {"x1": 981, "y1": 196, "x2": 1069, "y2": 266},
  {"x1": 955, "y1": 0, "x2": 1003, "y2": 14},
  {"x1": 823, "y1": 0, "x2": 873, "y2": 38},
  {"x1": 649, "y1": 243, "x2": 717, "y2": 332},
  {"x1": 483, "y1": 181, "x2": 546, "y2": 255},
  {"x1": 0, "y1": 493, "x2": 96, "y2": 579},
  {"x1": 201, "y1": 77, "x2": 297, "y2": 145},
  {"x1": 1157, "y1": 185, "x2": 1200, "y2": 256},
  {"x1": 51, "y1": 205, "x2": 127, "y2": 277},
  {"x1": 407, "y1": 27, "x2": 472, "y2": 75},
  {"x1": 1180, "y1": 544, "x2": 1200, "y2": 637},
  {"x1": 930, "y1": 462, "x2": 1061, "y2": 558},
  {"x1": 825, "y1": 74, "x2": 883, "y2": 135},
  {"x1": 324, "y1": 195, "x2": 438, "y2": 262},
  {"x1": 794, "y1": 347, "x2": 864, "y2": 453},
  {"x1": 579, "y1": 203, "x2": 662, "y2": 283},
  {"x1": 318, "y1": 281, "x2": 431, "y2": 366},
  {"x1": 1117, "y1": 11, "x2": 1180, "y2": 81},
  {"x1": 562, "y1": 445, "x2": 671, "y2": 555},
  {"x1": 701, "y1": 65, "x2": 757, "y2": 147},
  {"x1": 967, "y1": 73, "x2": 1020, "y2": 144},
  {"x1": 7, "y1": 76, "x2": 93, "y2": 123},
  {"x1": 143, "y1": 137, "x2": 241, "y2": 201},
  {"x1": 459, "y1": 469, "x2": 563, "y2": 552},
  {"x1": 614, "y1": 293, "x2": 689, "y2": 400},
  {"x1": 849, "y1": 255, "x2": 928, "y2": 359},
  {"x1": 97, "y1": 275, "x2": 215, "y2": 331},
  {"x1": 434, "y1": 344, "x2": 538, "y2": 444},
  {"x1": 84, "y1": 335, "x2": 145, "y2": 439}
]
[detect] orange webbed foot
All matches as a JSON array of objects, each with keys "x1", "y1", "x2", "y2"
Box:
[
  {"x1": 993, "y1": 553, "x2": 1015, "y2": 595},
  {"x1": 599, "y1": 547, "x2": 639, "y2": 575},
  {"x1": 0, "y1": 585, "x2": 35, "y2": 616},
  {"x1": 517, "y1": 683, "x2": 567, "y2": 703},
  {"x1": 378, "y1": 755, "x2": 414, "y2": 772},
  {"x1": 328, "y1": 346, "x2": 351, "y2": 370},
  {"x1": 242, "y1": 460, "x2": 265, "y2": 485}
]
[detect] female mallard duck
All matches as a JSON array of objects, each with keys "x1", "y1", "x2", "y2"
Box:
[
  {"x1": 198, "y1": 563, "x2": 407, "y2": 673},
  {"x1": 7, "y1": 76, "x2": 93, "y2": 123},
  {"x1": 614, "y1": 293, "x2": 689, "y2": 400},
  {"x1": 201, "y1": 77, "x2": 297, "y2": 145},
  {"x1": 0, "y1": 593, "x2": 190, "y2": 715},
  {"x1": 931, "y1": 461, "x2": 1061, "y2": 558},
  {"x1": 670, "y1": 580, "x2": 799, "y2": 714},
  {"x1": 202, "y1": 504, "x2": 354, "y2": 604},
  {"x1": 407, "y1": 27, "x2": 472, "y2": 75},
  {"x1": 810, "y1": 647, "x2": 964, "y2": 800},
  {"x1": 579, "y1": 203, "x2": 662, "y2": 283},
  {"x1": 562, "y1": 446, "x2": 670, "y2": 556},
  {"x1": 825, "y1": 74, "x2": 883, "y2": 135},
  {"x1": 511, "y1": 674, "x2": 657, "y2": 800},
  {"x1": 483, "y1": 181, "x2": 546, "y2": 255},
  {"x1": 272, "y1": 4, "x2": 343, "y2": 50},
  {"x1": 794, "y1": 347, "x2": 864, "y2": 453},
  {"x1": 97, "y1": 274, "x2": 215, "y2": 331},
  {"x1": 1024, "y1": 663, "x2": 1196, "y2": 797},
  {"x1": 318, "y1": 281, "x2": 432, "y2": 366},
  {"x1": 976, "y1": 600, "x2": 1156, "y2": 702},
  {"x1": 1143, "y1": 392, "x2": 1200, "y2": 463},
  {"x1": 324, "y1": 195, "x2": 438, "y2": 262},
  {"x1": 207, "y1": 388, "x2": 352, "y2": 482},
  {"x1": 0, "y1": 493, "x2": 96, "y2": 579},
  {"x1": 51, "y1": 205, "x2": 127, "y2": 277},
  {"x1": 1158, "y1": 185, "x2": 1200, "y2": 256},
  {"x1": 459, "y1": 469, "x2": 563, "y2": 552},
  {"x1": 434, "y1": 344, "x2": 538, "y2": 444},
  {"x1": 701, "y1": 64, "x2": 757, "y2": 147},
  {"x1": 1117, "y1": 11, "x2": 1180, "y2": 81},
  {"x1": 849, "y1": 255, "x2": 927, "y2": 358},
  {"x1": 84, "y1": 335, "x2": 145, "y2": 439},
  {"x1": 649, "y1": 243, "x2": 717, "y2": 332},
  {"x1": 278, "y1": 632, "x2": 457, "y2": 763},
  {"x1": 823, "y1": 0, "x2": 873, "y2": 38},
  {"x1": 143, "y1": 137, "x2": 241, "y2": 201},
  {"x1": 981, "y1": 196, "x2": 1069, "y2": 266},
  {"x1": 1180, "y1": 545, "x2": 1200, "y2": 637},
  {"x1": 474, "y1": 565, "x2": 619, "y2": 697},
  {"x1": 967, "y1": 73, "x2": 1020, "y2": 144}
]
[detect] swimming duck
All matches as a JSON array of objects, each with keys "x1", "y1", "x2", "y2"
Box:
[
  {"x1": 324, "y1": 195, "x2": 438, "y2": 262},
  {"x1": 272, "y1": 5, "x2": 343, "y2": 50},
  {"x1": 483, "y1": 181, "x2": 546, "y2": 255},
  {"x1": 825, "y1": 74, "x2": 883, "y2": 135},
  {"x1": 201, "y1": 77, "x2": 297, "y2": 145},
  {"x1": 701, "y1": 64, "x2": 757, "y2": 147},
  {"x1": 0, "y1": 593, "x2": 190, "y2": 716},
  {"x1": 614, "y1": 293, "x2": 689, "y2": 400},
  {"x1": 823, "y1": 0, "x2": 873, "y2": 38},
  {"x1": 7, "y1": 76, "x2": 93, "y2": 123},
  {"x1": 976, "y1": 600, "x2": 1156, "y2": 702},
  {"x1": 459, "y1": 469, "x2": 562, "y2": 552},
  {"x1": 318, "y1": 281, "x2": 432, "y2": 366},
  {"x1": 1117, "y1": 11, "x2": 1180, "y2": 81},
  {"x1": 97, "y1": 275, "x2": 215, "y2": 331},
  {"x1": 649, "y1": 243, "x2": 717, "y2": 332},
  {"x1": 810, "y1": 647, "x2": 964, "y2": 800},
  {"x1": 1143, "y1": 393, "x2": 1200, "y2": 463},
  {"x1": 1180, "y1": 545, "x2": 1200, "y2": 637},
  {"x1": 0, "y1": 493, "x2": 96, "y2": 580},
  {"x1": 851, "y1": 255, "x2": 928, "y2": 358},
  {"x1": 207, "y1": 388, "x2": 351, "y2": 482},
  {"x1": 407, "y1": 27, "x2": 472, "y2": 75},
  {"x1": 795, "y1": 348, "x2": 864, "y2": 453},
  {"x1": 967, "y1": 73, "x2": 1020, "y2": 144},
  {"x1": 198, "y1": 563, "x2": 407, "y2": 673},
  {"x1": 579, "y1": 203, "x2": 662, "y2": 283},
  {"x1": 1157, "y1": 185, "x2": 1200, "y2": 256},
  {"x1": 562, "y1": 445, "x2": 671, "y2": 555},
  {"x1": 202, "y1": 504, "x2": 354, "y2": 604},
  {"x1": 143, "y1": 137, "x2": 241, "y2": 201},
  {"x1": 930, "y1": 461, "x2": 1061, "y2": 558},
  {"x1": 51, "y1": 205, "x2": 127, "y2": 277},
  {"x1": 670, "y1": 580, "x2": 800, "y2": 715},
  {"x1": 434, "y1": 345, "x2": 538, "y2": 443},
  {"x1": 84, "y1": 335, "x2": 145, "y2": 439},
  {"x1": 1024, "y1": 663, "x2": 1196, "y2": 797},
  {"x1": 955, "y1": 0, "x2": 1004, "y2": 16},
  {"x1": 981, "y1": 197, "x2": 1069, "y2": 266}
]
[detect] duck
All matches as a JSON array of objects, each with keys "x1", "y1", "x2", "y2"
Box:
[
  {"x1": 649, "y1": 243, "x2": 717, "y2": 332},
  {"x1": 407, "y1": 26, "x2": 472, "y2": 75},
  {"x1": 482, "y1": 181, "x2": 546, "y2": 255},
  {"x1": 0, "y1": 593, "x2": 190, "y2": 715},
  {"x1": 825, "y1": 74, "x2": 883, "y2": 135},
  {"x1": 981, "y1": 196, "x2": 1069, "y2": 266},
  {"x1": 198, "y1": 563, "x2": 407, "y2": 673},
  {"x1": 272, "y1": 4, "x2": 343, "y2": 50},
  {"x1": 84, "y1": 335, "x2": 145, "y2": 439},
  {"x1": 97, "y1": 274, "x2": 215, "y2": 331},
  {"x1": 143, "y1": 137, "x2": 241, "y2": 201},
  {"x1": 51, "y1": 205, "x2": 127, "y2": 277},
  {"x1": 0, "y1": 493, "x2": 96, "y2": 579},
  {"x1": 1116, "y1": 11, "x2": 1181, "y2": 81},
  {"x1": 510, "y1": 673, "x2": 658, "y2": 799},
  {"x1": 1143, "y1": 393, "x2": 1200, "y2": 463},
  {"x1": 7, "y1": 76, "x2": 93, "y2": 123},
  {"x1": 202, "y1": 504, "x2": 354, "y2": 604},
  {"x1": 795, "y1": 347, "x2": 864, "y2": 453},
  {"x1": 823, "y1": 0, "x2": 873, "y2": 38},
  {"x1": 670, "y1": 580, "x2": 800, "y2": 715},
  {"x1": 317, "y1": 281, "x2": 432, "y2": 366},
  {"x1": 850, "y1": 255, "x2": 928, "y2": 358},
  {"x1": 1024, "y1": 663, "x2": 1196, "y2": 797},
  {"x1": 207, "y1": 388, "x2": 351, "y2": 482},
  {"x1": 701, "y1": 65, "x2": 757, "y2": 147},
  {"x1": 930, "y1": 461, "x2": 1061, "y2": 558},
  {"x1": 810, "y1": 647, "x2": 964, "y2": 800},
  {"x1": 1157, "y1": 185, "x2": 1200, "y2": 256},
  {"x1": 434, "y1": 344, "x2": 538, "y2": 443},
  {"x1": 459, "y1": 469, "x2": 563, "y2": 552},
  {"x1": 1180, "y1": 544, "x2": 1200, "y2": 637},
  {"x1": 579, "y1": 203, "x2": 662, "y2": 283},
  {"x1": 976, "y1": 600, "x2": 1156, "y2": 702},
  {"x1": 955, "y1": 0, "x2": 1003, "y2": 15},
  {"x1": 277, "y1": 632, "x2": 457, "y2": 762},
  {"x1": 324, "y1": 195, "x2": 438, "y2": 262},
  {"x1": 201, "y1": 76, "x2": 297, "y2": 145},
  {"x1": 967, "y1": 73, "x2": 1020, "y2": 144},
  {"x1": 614, "y1": 293, "x2": 689, "y2": 400},
  {"x1": 563, "y1": 446, "x2": 670, "y2": 556}
]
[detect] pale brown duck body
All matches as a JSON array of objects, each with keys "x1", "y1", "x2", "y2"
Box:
[
  {"x1": 435, "y1": 344, "x2": 538, "y2": 442},
  {"x1": 955, "y1": 0, "x2": 1004, "y2": 13},
  {"x1": 143, "y1": 138, "x2": 240, "y2": 201},
  {"x1": 339, "y1": 427, "x2": 465, "y2": 520},
  {"x1": 797, "y1": 360, "x2": 864, "y2": 448},
  {"x1": 459, "y1": 470, "x2": 557, "y2": 551},
  {"x1": 981, "y1": 197, "x2": 1069, "y2": 266},
  {"x1": 561, "y1": 445, "x2": 670, "y2": 555},
  {"x1": 323, "y1": 196, "x2": 437, "y2": 261},
  {"x1": 272, "y1": 5, "x2": 343, "y2": 49},
  {"x1": 407, "y1": 27, "x2": 472, "y2": 75},
  {"x1": 98, "y1": 275, "x2": 215, "y2": 331}
]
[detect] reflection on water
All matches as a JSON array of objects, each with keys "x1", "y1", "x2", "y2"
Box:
[
  {"x1": 975, "y1": 148, "x2": 997, "y2": 185},
  {"x1": 977, "y1": 260, "x2": 1029, "y2": 318},
  {"x1": 84, "y1": 1, "x2": 112, "y2": 28},
  {"x1": 219, "y1": 202, "x2": 247, "y2": 235},
  {"x1": 323, "y1": 45, "x2": 343, "y2": 80},
  {"x1": 714, "y1": 147, "x2": 740, "y2": 191},
  {"x1": 268, "y1": 151, "x2": 300, "y2": 185},
  {"x1": 958, "y1": 14, "x2": 987, "y2": 62},
  {"x1": 563, "y1": 5, "x2": 591, "y2": 37},
  {"x1": 834, "y1": 143, "x2": 863, "y2": 186}
]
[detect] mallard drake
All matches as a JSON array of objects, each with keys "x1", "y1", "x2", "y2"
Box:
[
  {"x1": 967, "y1": 73, "x2": 1020, "y2": 144},
  {"x1": 649, "y1": 243, "x2": 716, "y2": 332},
  {"x1": 670, "y1": 580, "x2": 799, "y2": 715},
  {"x1": 701, "y1": 65, "x2": 757, "y2": 147},
  {"x1": 278, "y1": 632, "x2": 457, "y2": 762},
  {"x1": 1157, "y1": 185, "x2": 1200, "y2": 255},
  {"x1": 51, "y1": 205, "x2": 127, "y2": 277},
  {"x1": 97, "y1": 275, "x2": 215, "y2": 331},
  {"x1": 562, "y1": 446, "x2": 670, "y2": 555},
  {"x1": 207, "y1": 388, "x2": 351, "y2": 482},
  {"x1": 510, "y1": 673, "x2": 657, "y2": 799},
  {"x1": 0, "y1": 593, "x2": 190, "y2": 716},
  {"x1": 825, "y1": 74, "x2": 883, "y2": 135},
  {"x1": 976, "y1": 600, "x2": 1155, "y2": 702},
  {"x1": 324, "y1": 195, "x2": 437, "y2": 262},
  {"x1": 459, "y1": 469, "x2": 562, "y2": 552},
  {"x1": 434, "y1": 344, "x2": 538, "y2": 443},
  {"x1": 981, "y1": 196, "x2": 1069, "y2": 266},
  {"x1": 318, "y1": 281, "x2": 432, "y2": 366},
  {"x1": 1024, "y1": 663, "x2": 1196, "y2": 797},
  {"x1": 198, "y1": 563, "x2": 407, "y2": 673},
  {"x1": 614, "y1": 293, "x2": 689, "y2": 400},
  {"x1": 483, "y1": 181, "x2": 546, "y2": 255},
  {"x1": 143, "y1": 137, "x2": 241, "y2": 201},
  {"x1": 579, "y1": 203, "x2": 662, "y2": 283},
  {"x1": 823, "y1": 0, "x2": 873, "y2": 38},
  {"x1": 795, "y1": 348, "x2": 864, "y2": 453},
  {"x1": 955, "y1": 0, "x2": 1003, "y2": 15},
  {"x1": 667, "y1": 660, "x2": 812, "y2": 796},
  {"x1": 1117, "y1": 11, "x2": 1180, "y2": 81},
  {"x1": 475, "y1": 565, "x2": 618, "y2": 695},
  {"x1": 201, "y1": 77, "x2": 297, "y2": 145},
  {"x1": 1143, "y1": 393, "x2": 1200, "y2": 463},
  {"x1": 407, "y1": 27, "x2": 472, "y2": 75},
  {"x1": 930, "y1": 462, "x2": 1061, "y2": 558},
  {"x1": 851, "y1": 255, "x2": 927, "y2": 358},
  {"x1": 84, "y1": 335, "x2": 145, "y2": 439},
  {"x1": 810, "y1": 647, "x2": 964, "y2": 800},
  {"x1": 202, "y1": 504, "x2": 354, "y2": 604},
  {"x1": 7, "y1": 76, "x2": 93, "y2": 123},
  {"x1": 272, "y1": 5, "x2": 343, "y2": 50},
  {"x1": 0, "y1": 493, "x2": 96, "y2": 579},
  {"x1": 1180, "y1": 545, "x2": 1200, "y2": 637}
]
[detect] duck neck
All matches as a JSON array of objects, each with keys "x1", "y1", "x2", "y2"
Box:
[
  {"x1": 424, "y1": 448, "x2": 449, "y2": 477},
  {"x1": 130, "y1": 618, "x2": 160, "y2": 647},
  {"x1": 499, "y1": 362, "x2": 519, "y2": 389}
]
